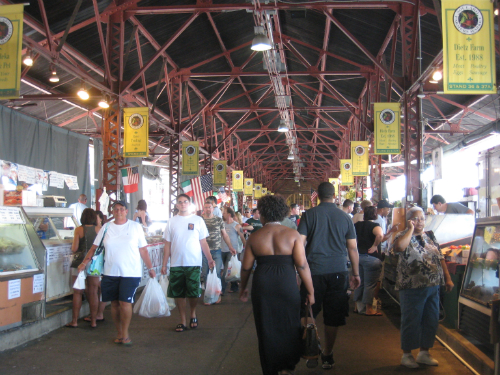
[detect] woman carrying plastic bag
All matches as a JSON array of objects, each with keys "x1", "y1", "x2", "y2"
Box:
[
  {"x1": 204, "y1": 268, "x2": 222, "y2": 305},
  {"x1": 133, "y1": 278, "x2": 170, "y2": 318}
]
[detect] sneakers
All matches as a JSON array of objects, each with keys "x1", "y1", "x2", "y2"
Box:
[
  {"x1": 401, "y1": 354, "x2": 419, "y2": 368},
  {"x1": 321, "y1": 352, "x2": 335, "y2": 369},
  {"x1": 416, "y1": 351, "x2": 439, "y2": 366}
]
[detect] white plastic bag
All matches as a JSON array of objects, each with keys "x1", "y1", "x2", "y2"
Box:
[
  {"x1": 72, "y1": 271, "x2": 86, "y2": 290},
  {"x1": 225, "y1": 255, "x2": 241, "y2": 282},
  {"x1": 159, "y1": 275, "x2": 176, "y2": 310},
  {"x1": 135, "y1": 278, "x2": 170, "y2": 318},
  {"x1": 204, "y1": 269, "x2": 222, "y2": 305}
]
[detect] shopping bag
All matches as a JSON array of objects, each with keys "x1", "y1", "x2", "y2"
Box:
[
  {"x1": 159, "y1": 275, "x2": 176, "y2": 310},
  {"x1": 72, "y1": 271, "x2": 86, "y2": 290},
  {"x1": 225, "y1": 255, "x2": 241, "y2": 282},
  {"x1": 301, "y1": 303, "x2": 321, "y2": 360},
  {"x1": 135, "y1": 278, "x2": 170, "y2": 318},
  {"x1": 203, "y1": 269, "x2": 222, "y2": 305},
  {"x1": 86, "y1": 224, "x2": 109, "y2": 276}
]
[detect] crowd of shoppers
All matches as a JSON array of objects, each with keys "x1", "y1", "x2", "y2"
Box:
[{"x1": 64, "y1": 183, "x2": 455, "y2": 372}]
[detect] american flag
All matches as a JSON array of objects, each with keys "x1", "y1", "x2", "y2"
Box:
[
  {"x1": 310, "y1": 188, "x2": 318, "y2": 207},
  {"x1": 127, "y1": 167, "x2": 140, "y2": 185},
  {"x1": 192, "y1": 174, "x2": 213, "y2": 211}
]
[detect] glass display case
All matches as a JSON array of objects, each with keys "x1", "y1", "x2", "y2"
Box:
[
  {"x1": 0, "y1": 207, "x2": 43, "y2": 277},
  {"x1": 23, "y1": 207, "x2": 77, "y2": 241},
  {"x1": 461, "y1": 216, "x2": 500, "y2": 307}
]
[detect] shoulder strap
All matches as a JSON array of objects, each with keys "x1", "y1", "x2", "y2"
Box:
[{"x1": 94, "y1": 224, "x2": 109, "y2": 256}]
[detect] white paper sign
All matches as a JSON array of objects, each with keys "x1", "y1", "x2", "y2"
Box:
[
  {"x1": 8, "y1": 279, "x2": 21, "y2": 299},
  {"x1": 49, "y1": 172, "x2": 65, "y2": 189},
  {"x1": 64, "y1": 175, "x2": 79, "y2": 190},
  {"x1": 0, "y1": 206, "x2": 25, "y2": 224},
  {"x1": 18, "y1": 165, "x2": 28, "y2": 182},
  {"x1": 33, "y1": 274, "x2": 44, "y2": 294},
  {"x1": 26, "y1": 167, "x2": 36, "y2": 184}
]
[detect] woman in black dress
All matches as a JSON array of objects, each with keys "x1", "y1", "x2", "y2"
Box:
[{"x1": 240, "y1": 195, "x2": 315, "y2": 375}]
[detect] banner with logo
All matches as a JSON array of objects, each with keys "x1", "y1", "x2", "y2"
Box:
[
  {"x1": 340, "y1": 160, "x2": 354, "y2": 186},
  {"x1": 442, "y1": 0, "x2": 496, "y2": 94},
  {"x1": 262, "y1": 187, "x2": 267, "y2": 195},
  {"x1": 123, "y1": 107, "x2": 149, "y2": 157},
  {"x1": 374, "y1": 103, "x2": 401, "y2": 155},
  {"x1": 232, "y1": 170, "x2": 243, "y2": 191},
  {"x1": 181, "y1": 141, "x2": 199, "y2": 175},
  {"x1": 254, "y1": 184, "x2": 262, "y2": 198},
  {"x1": 0, "y1": 4, "x2": 24, "y2": 99},
  {"x1": 244, "y1": 178, "x2": 253, "y2": 196},
  {"x1": 351, "y1": 141, "x2": 369, "y2": 176},
  {"x1": 213, "y1": 160, "x2": 226, "y2": 186},
  {"x1": 329, "y1": 178, "x2": 340, "y2": 197}
]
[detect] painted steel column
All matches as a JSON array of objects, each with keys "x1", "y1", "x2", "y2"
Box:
[{"x1": 167, "y1": 78, "x2": 183, "y2": 215}]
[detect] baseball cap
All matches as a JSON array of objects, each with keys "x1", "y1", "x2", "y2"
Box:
[
  {"x1": 377, "y1": 199, "x2": 394, "y2": 209},
  {"x1": 112, "y1": 200, "x2": 128, "y2": 210}
]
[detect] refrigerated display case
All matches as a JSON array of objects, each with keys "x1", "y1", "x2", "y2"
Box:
[
  {"x1": 24, "y1": 207, "x2": 76, "y2": 301},
  {"x1": 459, "y1": 216, "x2": 500, "y2": 347}
]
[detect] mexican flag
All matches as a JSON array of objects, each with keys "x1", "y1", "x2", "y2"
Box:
[
  {"x1": 121, "y1": 167, "x2": 139, "y2": 194},
  {"x1": 181, "y1": 180, "x2": 194, "y2": 197}
]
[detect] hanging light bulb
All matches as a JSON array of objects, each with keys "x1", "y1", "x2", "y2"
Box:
[
  {"x1": 432, "y1": 70, "x2": 443, "y2": 81},
  {"x1": 98, "y1": 94, "x2": 110, "y2": 109},
  {"x1": 278, "y1": 119, "x2": 289, "y2": 132},
  {"x1": 49, "y1": 65, "x2": 59, "y2": 83},
  {"x1": 287, "y1": 150, "x2": 294, "y2": 160},
  {"x1": 251, "y1": 26, "x2": 272, "y2": 51},
  {"x1": 77, "y1": 82, "x2": 90, "y2": 100},
  {"x1": 23, "y1": 50, "x2": 33, "y2": 66}
]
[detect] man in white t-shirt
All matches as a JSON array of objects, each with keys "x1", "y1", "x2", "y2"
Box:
[
  {"x1": 78, "y1": 200, "x2": 155, "y2": 345},
  {"x1": 161, "y1": 194, "x2": 215, "y2": 332},
  {"x1": 67, "y1": 194, "x2": 88, "y2": 227}
]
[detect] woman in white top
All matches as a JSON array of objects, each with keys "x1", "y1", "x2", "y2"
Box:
[{"x1": 79, "y1": 201, "x2": 155, "y2": 345}]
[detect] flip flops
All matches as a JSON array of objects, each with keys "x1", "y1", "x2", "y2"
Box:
[
  {"x1": 64, "y1": 324, "x2": 77, "y2": 328},
  {"x1": 190, "y1": 318, "x2": 198, "y2": 329},
  {"x1": 84, "y1": 317, "x2": 105, "y2": 322},
  {"x1": 176, "y1": 324, "x2": 188, "y2": 332},
  {"x1": 364, "y1": 312, "x2": 383, "y2": 316}
]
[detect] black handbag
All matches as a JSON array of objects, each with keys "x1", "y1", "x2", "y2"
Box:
[{"x1": 301, "y1": 303, "x2": 321, "y2": 360}]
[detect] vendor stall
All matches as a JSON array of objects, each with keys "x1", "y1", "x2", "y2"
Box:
[
  {"x1": 459, "y1": 216, "x2": 500, "y2": 349},
  {"x1": 0, "y1": 207, "x2": 45, "y2": 331}
]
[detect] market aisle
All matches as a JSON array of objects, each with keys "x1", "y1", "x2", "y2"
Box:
[{"x1": 0, "y1": 288, "x2": 472, "y2": 375}]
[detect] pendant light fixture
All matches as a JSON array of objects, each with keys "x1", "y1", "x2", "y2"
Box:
[
  {"x1": 251, "y1": 26, "x2": 272, "y2": 51},
  {"x1": 287, "y1": 150, "x2": 294, "y2": 160},
  {"x1": 23, "y1": 50, "x2": 33, "y2": 66},
  {"x1": 98, "y1": 94, "x2": 110, "y2": 109},
  {"x1": 278, "y1": 119, "x2": 289, "y2": 132},
  {"x1": 77, "y1": 82, "x2": 90, "y2": 100},
  {"x1": 49, "y1": 64, "x2": 59, "y2": 83}
]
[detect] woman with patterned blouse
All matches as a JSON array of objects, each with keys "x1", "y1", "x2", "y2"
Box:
[{"x1": 392, "y1": 206, "x2": 454, "y2": 369}]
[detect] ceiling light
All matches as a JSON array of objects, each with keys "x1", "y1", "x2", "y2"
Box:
[
  {"x1": 495, "y1": 9, "x2": 499, "y2": 16},
  {"x1": 432, "y1": 70, "x2": 443, "y2": 81},
  {"x1": 49, "y1": 69, "x2": 59, "y2": 83},
  {"x1": 278, "y1": 119, "x2": 289, "y2": 132},
  {"x1": 429, "y1": 79, "x2": 438, "y2": 84},
  {"x1": 98, "y1": 95, "x2": 110, "y2": 109},
  {"x1": 251, "y1": 26, "x2": 272, "y2": 51},
  {"x1": 23, "y1": 51, "x2": 33, "y2": 66},
  {"x1": 287, "y1": 151, "x2": 294, "y2": 160},
  {"x1": 77, "y1": 83, "x2": 90, "y2": 100}
]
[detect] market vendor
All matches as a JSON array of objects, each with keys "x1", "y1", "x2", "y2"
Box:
[{"x1": 430, "y1": 195, "x2": 474, "y2": 215}]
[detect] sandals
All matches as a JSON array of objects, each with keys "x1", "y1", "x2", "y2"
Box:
[
  {"x1": 114, "y1": 337, "x2": 132, "y2": 345},
  {"x1": 190, "y1": 318, "x2": 198, "y2": 329},
  {"x1": 176, "y1": 324, "x2": 188, "y2": 332},
  {"x1": 84, "y1": 317, "x2": 105, "y2": 322},
  {"x1": 364, "y1": 312, "x2": 383, "y2": 316}
]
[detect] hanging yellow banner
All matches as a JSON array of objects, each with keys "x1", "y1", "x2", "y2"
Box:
[
  {"x1": 351, "y1": 141, "x2": 369, "y2": 176},
  {"x1": 213, "y1": 160, "x2": 226, "y2": 186},
  {"x1": 123, "y1": 107, "x2": 149, "y2": 157},
  {"x1": 329, "y1": 178, "x2": 339, "y2": 197},
  {"x1": 374, "y1": 103, "x2": 401, "y2": 155},
  {"x1": 340, "y1": 160, "x2": 354, "y2": 186},
  {"x1": 181, "y1": 141, "x2": 199, "y2": 175},
  {"x1": 442, "y1": 0, "x2": 496, "y2": 94},
  {"x1": 232, "y1": 170, "x2": 243, "y2": 191},
  {"x1": 0, "y1": 4, "x2": 24, "y2": 99},
  {"x1": 244, "y1": 178, "x2": 253, "y2": 196},
  {"x1": 262, "y1": 187, "x2": 267, "y2": 195},
  {"x1": 254, "y1": 184, "x2": 262, "y2": 198}
]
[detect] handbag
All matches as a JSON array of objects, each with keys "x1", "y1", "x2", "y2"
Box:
[
  {"x1": 86, "y1": 224, "x2": 109, "y2": 276},
  {"x1": 301, "y1": 302, "x2": 321, "y2": 360}
]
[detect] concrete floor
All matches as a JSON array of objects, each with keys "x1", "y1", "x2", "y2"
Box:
[{"x1": 0, "y1": 288, "x2": 473, "y2": 375}]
